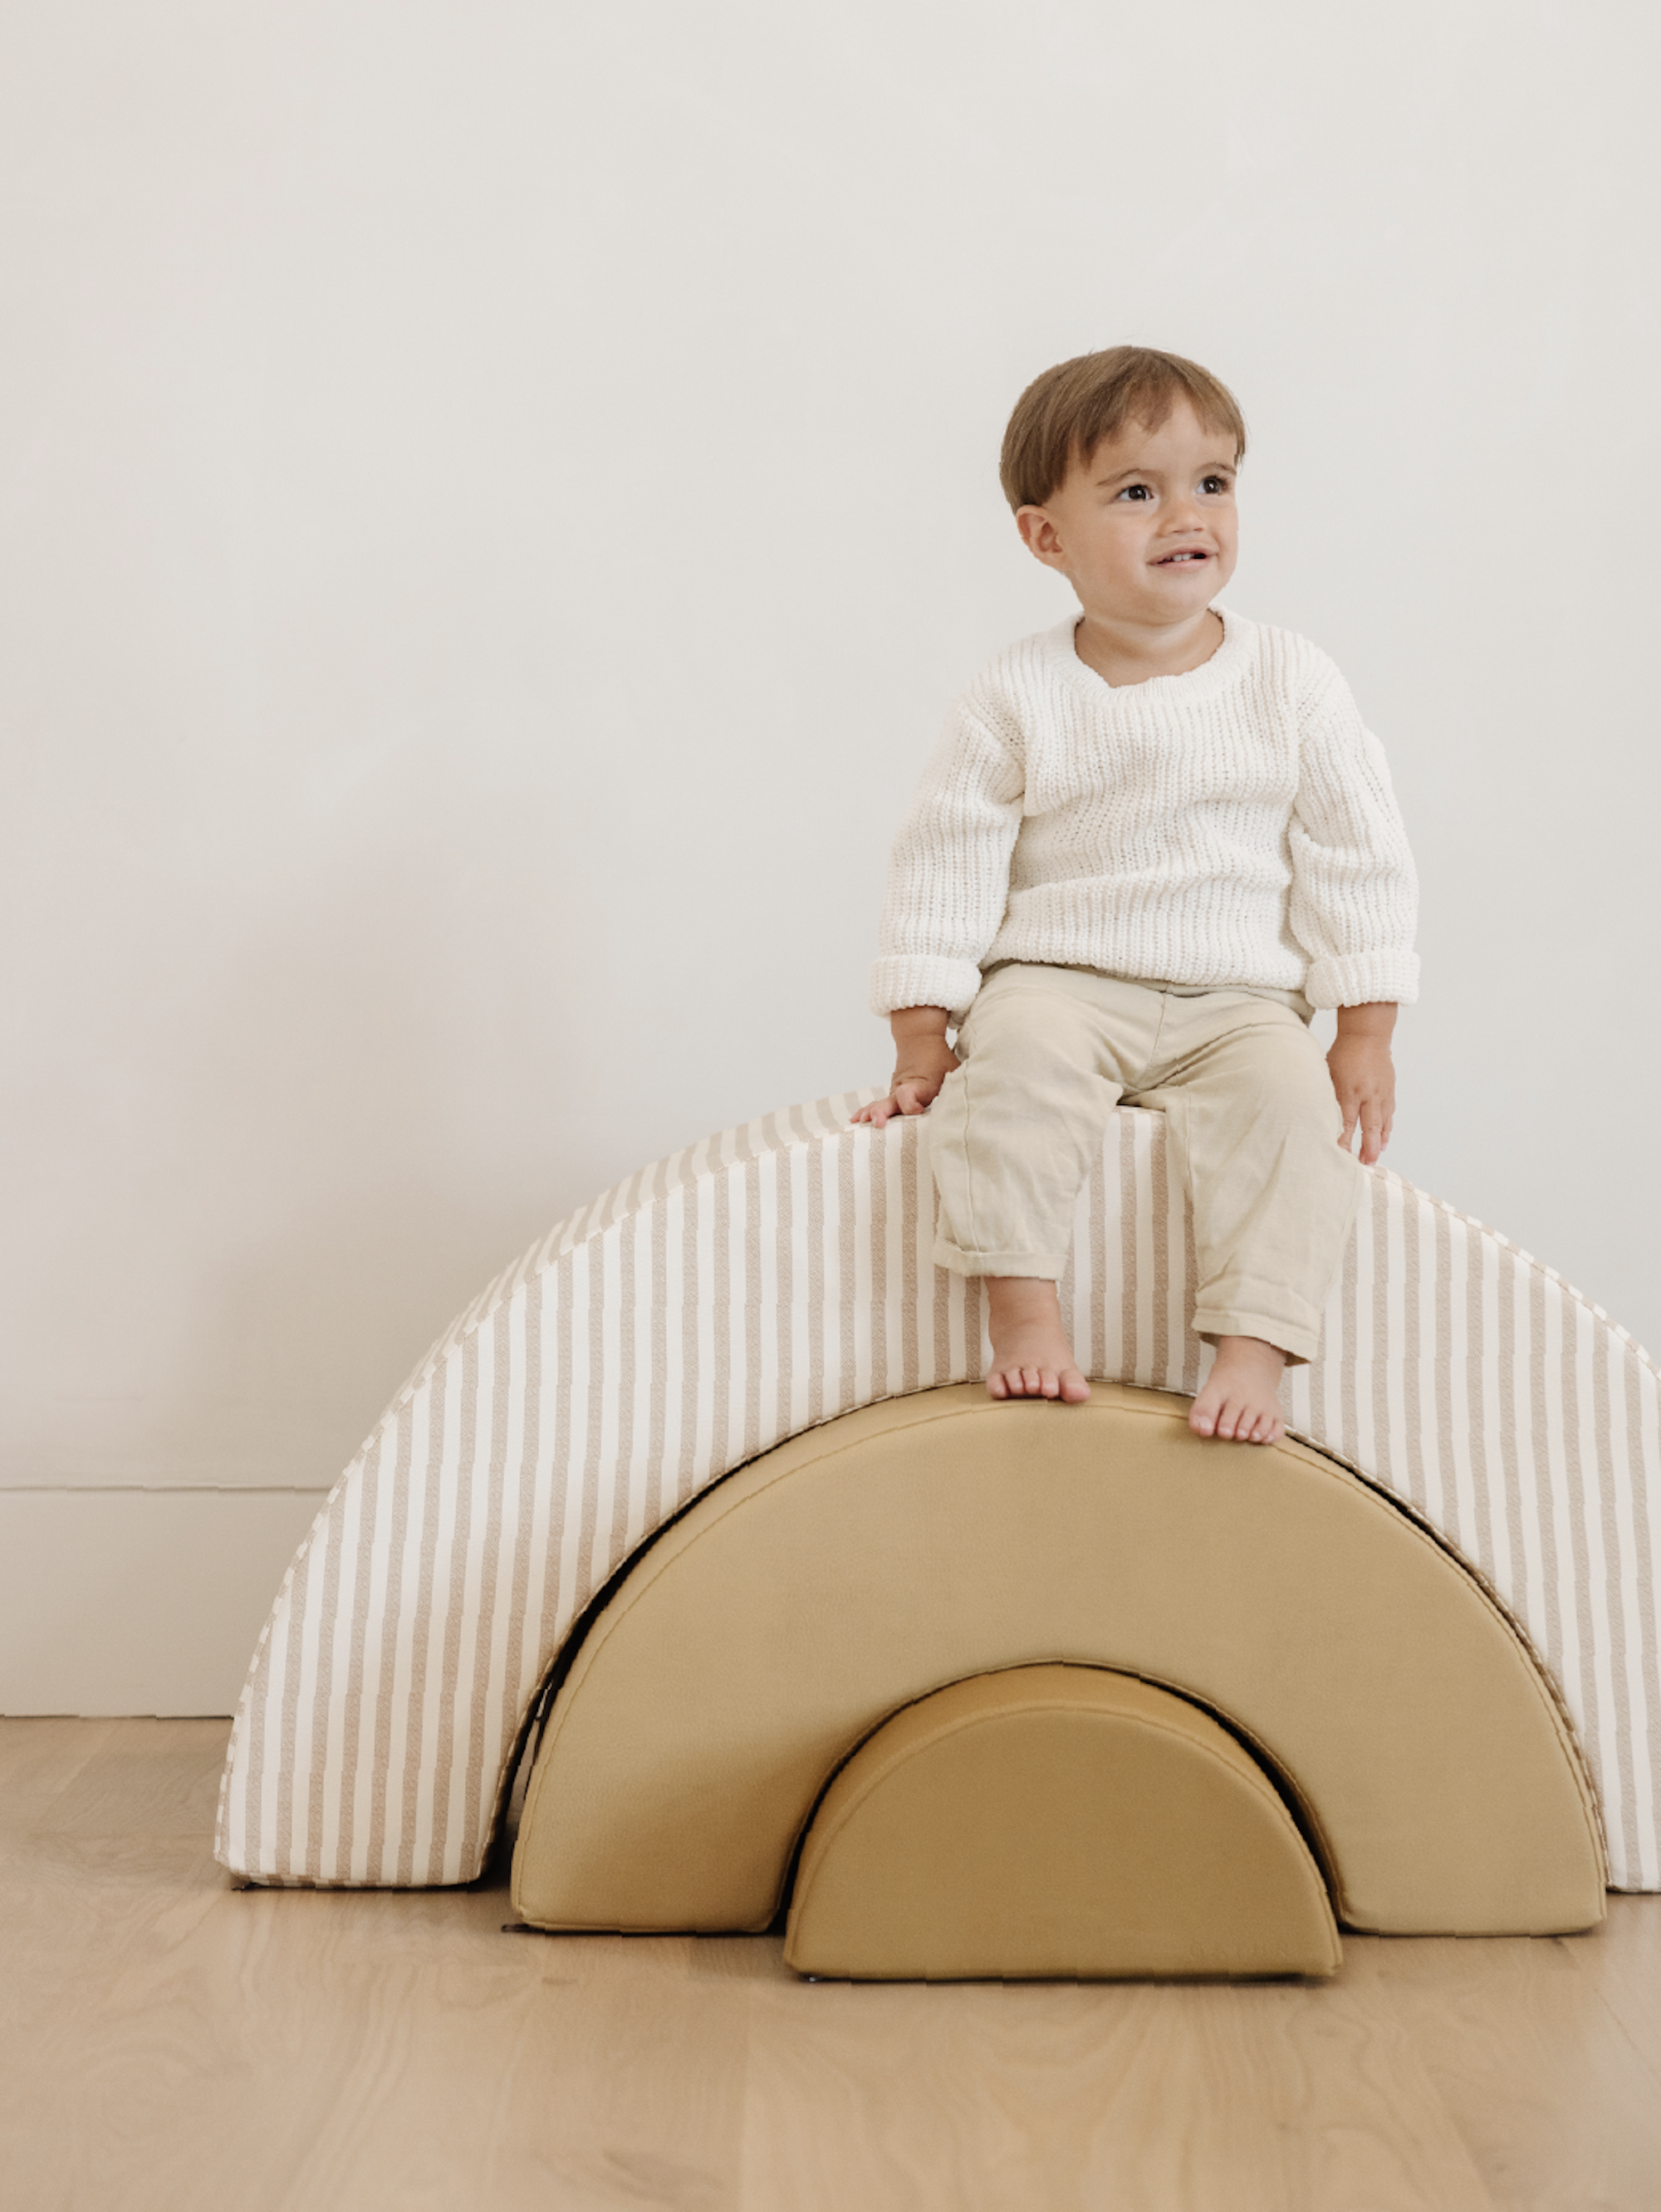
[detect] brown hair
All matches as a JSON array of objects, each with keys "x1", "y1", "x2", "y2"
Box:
[{"x1": 998, "y1": 345, "x2": 1247, "y2": 511}]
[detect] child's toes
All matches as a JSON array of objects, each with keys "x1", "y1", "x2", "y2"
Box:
[{"x1": 986, "y1": 1368, "x2": 1009, "y2": 1400}]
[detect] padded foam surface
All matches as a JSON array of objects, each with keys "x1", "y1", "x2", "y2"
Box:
[
  {"x1": 782, "y1": 1666, "x2": 1343, "y2": 1981},
  {"x1": 216, "y1": 1094, "x2": 1661, "y2": 1891},
  {"x1": 511, "y1": 1387, "x2": 1605, "y2": 1939}
]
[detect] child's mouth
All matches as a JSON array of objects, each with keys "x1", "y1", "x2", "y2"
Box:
[{"x1": 1155, "y1": 550, "x2": 1210, "y2": 565}]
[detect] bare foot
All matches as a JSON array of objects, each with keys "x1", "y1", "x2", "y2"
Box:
[
  {"x1": 984, "y1": 1278, "x2": 1092, "y2": 1403},
  {"x1": 1189, "y1": 1336, "x2": 1287, "y2": 1444}
]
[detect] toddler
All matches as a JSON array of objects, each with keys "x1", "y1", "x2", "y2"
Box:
[{"x1": 852, "y1": 346, "x2": 1418, "y2": 1446}]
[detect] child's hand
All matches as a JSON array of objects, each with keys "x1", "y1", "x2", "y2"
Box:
[
  {"x1": 1327, "y1": 1002, "x2": 1397, "y2": 1166},
  {"x1": 853, "y1": 1045, "x2": 960, "y2": 1126},
  {"x1": 852, "y1": 1007, "x2": 959, "y2": 1127}
]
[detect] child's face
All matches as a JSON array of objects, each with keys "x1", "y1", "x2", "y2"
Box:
[{"x1": 1016, "y1": 399, "x2": 1239, "y2": 627}]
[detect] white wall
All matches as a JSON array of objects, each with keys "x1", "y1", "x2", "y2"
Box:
[{"x1": 2, "y1": 0, "x2": 1657, "y2": 1711}]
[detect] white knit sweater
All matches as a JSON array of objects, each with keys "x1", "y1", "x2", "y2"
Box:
[{"x1": 870, "y1": 607, "x2": 1419, "y2": 1021}]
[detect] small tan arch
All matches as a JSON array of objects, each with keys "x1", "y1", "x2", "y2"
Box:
[
  {"x1": 783, "y1": 1665, "x2": 1344, "y2": 1980},
  {"x1": 512, "y1": 1384, "x2": 1605, "y2": 1937}
]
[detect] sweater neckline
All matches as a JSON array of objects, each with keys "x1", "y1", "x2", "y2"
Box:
[{"x1": 1045, "y1": 603, "x2": 1252, "y2": 704}]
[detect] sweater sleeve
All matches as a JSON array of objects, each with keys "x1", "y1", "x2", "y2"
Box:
[
  {"x1": 1288, "y1": 655, "x2": 1421, "y2": 1008},
  {"x1": 869, "y1": 698, "x2": 1026, "y2": 1022}
]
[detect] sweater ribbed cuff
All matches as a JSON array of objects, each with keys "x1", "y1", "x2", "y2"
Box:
[
  {"x1": 1305, "y1": 949, "x2": 1420, "y2": 1010},
  {"x1": 869, "y1": 954, "x2": 984, "y2": 1025}
]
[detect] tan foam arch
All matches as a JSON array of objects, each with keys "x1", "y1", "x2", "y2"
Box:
[
  {"x1": 782, "y1": 1666, "x2": 1344, "y2": 1980},
  {"x1": 512, "y1": 1384, "x2": 1605, "y2": 1937}
]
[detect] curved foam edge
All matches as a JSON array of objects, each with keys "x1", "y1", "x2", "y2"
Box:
[{"x1": 215, "y1": 1091, "x2": 1661, "y2": 1891}]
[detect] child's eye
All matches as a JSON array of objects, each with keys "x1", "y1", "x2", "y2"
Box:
[
  {"x1": 1200, "y1": 475, "x2": 1232, "y2": 496},
  {"x1": 1116, "y1": 482, "x2": 1154, "y2": 502}
]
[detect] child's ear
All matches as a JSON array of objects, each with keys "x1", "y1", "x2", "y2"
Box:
[{"x1": 1016, "y1": 505, "x2": 1067, "y2": 572}]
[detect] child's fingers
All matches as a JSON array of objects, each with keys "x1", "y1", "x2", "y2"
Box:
[
  {"x1": 1353, "y1": 1085, "x2": 1396, "y2": 1165},
  {"x1": 1364, "y1": 1084, "x2": 1397, "y2": 1164},
  {"x1": 855, "y1": 1084, "x2": 929, "y2": 1126}
]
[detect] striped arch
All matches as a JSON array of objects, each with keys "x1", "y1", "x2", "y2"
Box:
[{"x1": 215, "y1": 1092, "x2": 1661, "y2": 1892}]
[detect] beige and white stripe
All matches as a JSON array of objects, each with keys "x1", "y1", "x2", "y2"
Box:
[{"x1": 216, "y1": 1092, "x2": 1661, "y2": 1892}]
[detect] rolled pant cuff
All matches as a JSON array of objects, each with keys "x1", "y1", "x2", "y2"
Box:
[
  {"x1": 933, "y1": 1235, "x2": 1068, "y2": 1282},
  {"x1": 1190, "y1": 1305, "x2": 1323, "y2": 1368}
]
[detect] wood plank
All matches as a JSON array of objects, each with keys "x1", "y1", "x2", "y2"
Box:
[
  {"x1": 0, "y1": 1719, "x2": 227, "y2": 1993},
  {"x1": 0, "y1": 1715, "x2": 125, "y2": 1827},
  {"x1": 1576, "y1": 1893, "x2": 1661, "y2": 2091},
  {"x1": 739, "y1": 1963, "x2": 1494, "y2": 2212},
  {"x1": 243, "y1": 1921, "x2": 752, "y2": 2212},
  {"x1": 0, "y1": 1722, "x2": 751, "y2": 2211},
  {"x1": 1357, "y1": 1921, "x2": 1661, "y2": 2211},
  {"x1": 37, "y1": 1716, "x2": 229, "y2": 1838},
  {"x1": 6, "y1": 1725, "x2": 1661, "y2": 2211}
]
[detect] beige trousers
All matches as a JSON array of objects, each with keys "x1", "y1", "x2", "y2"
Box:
[{"x1": 925, "y1": 962, "x2": 1365, "y2": 1365}]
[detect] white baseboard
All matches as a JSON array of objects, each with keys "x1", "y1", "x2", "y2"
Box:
[{"x1": 0, "y1": 1488, "x2": 326, "y2": 1715}]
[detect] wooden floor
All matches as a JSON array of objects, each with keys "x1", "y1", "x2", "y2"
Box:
[{"x1": 4, "y1": 1721, "x2": 1661, "y2": 2211}]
